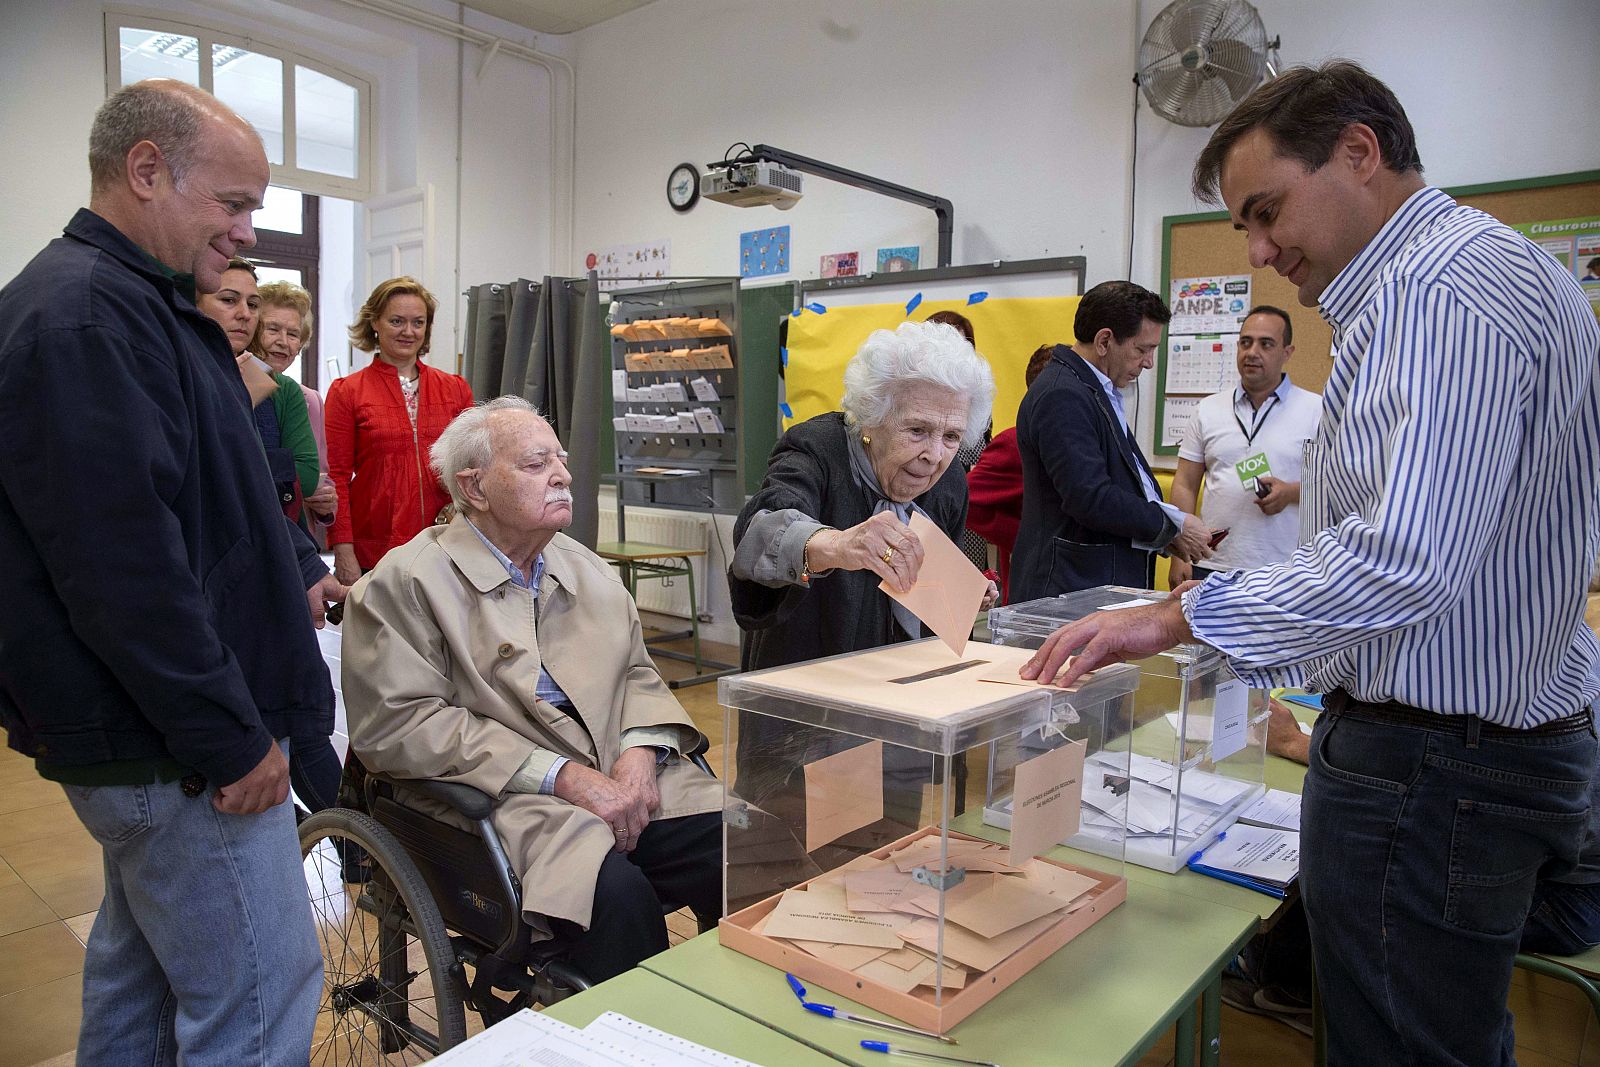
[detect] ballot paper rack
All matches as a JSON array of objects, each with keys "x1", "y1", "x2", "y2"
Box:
[
  {"x1": 717, "y1": 640, "x2": 1138, "y2": 1032},
  {"x1": 985, "y1": 586, "x2": 1268, "y2": 873},
  {"x1": 607, "y1": 278, "x2": 744, "y2": 515}
]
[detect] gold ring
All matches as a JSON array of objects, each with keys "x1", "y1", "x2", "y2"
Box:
[{"x1": 882, "y1": 548, "x2": 895, "y2": 563}]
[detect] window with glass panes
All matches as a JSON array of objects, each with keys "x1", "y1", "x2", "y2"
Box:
[{"x1": 106, "y1": 15, "x2": 371, "y2": 198}]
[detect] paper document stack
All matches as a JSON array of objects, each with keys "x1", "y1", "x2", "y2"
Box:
[
  {"x1": 1185, "y1": 822, "x2": 1300, "y2": 898},
  {"x1": 1234, "y1": 788, "x2": 1301, "y2": 832},
  {"x1": 1077, "y1": 750, "x2": 1254, "y2": 847},
  {"x1": 749, "y1": 834, "x2": 1107, "y2": 991}
]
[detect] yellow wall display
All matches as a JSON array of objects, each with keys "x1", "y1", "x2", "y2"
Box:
[{"x1": 783, "y1": 296, "x2": 1082, "y2": 435}]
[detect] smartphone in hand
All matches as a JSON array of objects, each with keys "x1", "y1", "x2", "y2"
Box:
[
  {"x1": 1208, "y1": 528, "x2": 1231, "y2": 548},
  {"x1": 1254, "y1": 477, "x2": 1272, "y2": 500}
]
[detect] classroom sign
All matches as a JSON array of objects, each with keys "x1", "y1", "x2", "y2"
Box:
[{"x1": 1512, "y1": 216, "x2": 1600, "y2": 320}]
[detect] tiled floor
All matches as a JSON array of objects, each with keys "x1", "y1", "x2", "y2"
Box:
[{"x1": 3, "y1": 622, "x2": 1599, "y2": 1065}]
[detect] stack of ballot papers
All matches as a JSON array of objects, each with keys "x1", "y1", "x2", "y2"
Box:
[
  {"x1": 429, "y1": 1006, "x2": 762, "y2": 1065},
  {"x1": 1185, "y1": 822, "x2": 1300, "y2": 898},
  {"x1": 747, "y1": 835, "x2": 1106, "y2": 993},
  {"x1": 1076, "y1": 750, "x2": 1256, "y2": 847},
  {"x1": 1234, "y1": 787, "x2": 1301, "y2": 831},
  {"x1": 609, "y1": 316, "x2": 732, "y2": 341}
]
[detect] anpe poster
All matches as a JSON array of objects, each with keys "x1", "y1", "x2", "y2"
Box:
[{"x1": 1168, "y1": 274, "x2": 1252, "y2": 335}]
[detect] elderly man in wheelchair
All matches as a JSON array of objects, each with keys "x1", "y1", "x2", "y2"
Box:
[{"x1": 339, "y1": 395, "x2": 724, "y2": 995}]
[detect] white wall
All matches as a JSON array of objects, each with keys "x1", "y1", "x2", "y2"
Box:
[
  {"x1": 0, "y1": 2, "x2": 107, "y2": 286},
  {"x1": 570, "y1": 0, "x2": 1142, "y2": 281},
  {"x1": 0, "y1": 0, "x2": 565, "y2": 372},
  {"x1": 570, "y1": 0, "x2": 1600, "y2": 300}
]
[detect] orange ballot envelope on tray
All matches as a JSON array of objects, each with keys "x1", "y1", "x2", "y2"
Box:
[{"x1": 880, "y1": 511, "x2": 989, "y2": 656}]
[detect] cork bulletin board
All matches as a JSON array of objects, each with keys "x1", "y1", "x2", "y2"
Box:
[{"x1": 1154, "y1": 169, "x2": 1600, "y2": 457}]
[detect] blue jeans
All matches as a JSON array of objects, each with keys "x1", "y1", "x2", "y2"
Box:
[
  {"x1": 62, "y1": 762, "x2": 322, "y2": 1066},
  {"x1": 1302, "y1": 703, "x2": 1595, "y2": 1066}
]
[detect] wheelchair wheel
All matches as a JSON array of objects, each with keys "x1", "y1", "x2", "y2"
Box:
[{"x1": 301, "y1": 808, "x2": 468, "y2": 1062}]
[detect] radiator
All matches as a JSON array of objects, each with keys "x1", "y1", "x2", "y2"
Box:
[{"x1": 598, "y1": 509, "x2": 707, "y2": 620}]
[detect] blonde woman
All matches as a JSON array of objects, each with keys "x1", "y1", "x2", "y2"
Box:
[
  {"x1": 325, "y1": 277, "x2": 473, "y2": 584},
  {"x1": 255, "y1": 281, "x2": 337, "y2": 530}
]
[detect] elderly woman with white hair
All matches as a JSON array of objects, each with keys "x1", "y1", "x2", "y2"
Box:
[
  {"x1": 726, "y1": 319, "x2": 996, "y2": 884},
  {"x1": 731, "y1": 318, "x2": 997, "y2": 661}
]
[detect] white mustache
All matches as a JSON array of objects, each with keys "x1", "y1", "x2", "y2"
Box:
[{"x1": 545, "y1": 488, "x2": 573, "y2": 504}]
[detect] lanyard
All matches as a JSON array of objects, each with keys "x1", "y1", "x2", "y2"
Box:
[{"x1": 1233, "y1": 393, "x2": 1280, "y2": 447}]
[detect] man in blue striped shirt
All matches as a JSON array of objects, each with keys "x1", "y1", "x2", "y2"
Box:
[{"x1": 1023, "y1": 61, "x2": 1600, "y2": 1064}]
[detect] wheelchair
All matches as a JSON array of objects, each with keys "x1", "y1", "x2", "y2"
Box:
[{"x1": 297, "y1": 742, "x2": 717, "y2": 1062}]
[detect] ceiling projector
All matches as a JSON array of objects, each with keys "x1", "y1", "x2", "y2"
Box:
[{"x1": 701, "y1": 160, "x2": 803, "y2": 210}]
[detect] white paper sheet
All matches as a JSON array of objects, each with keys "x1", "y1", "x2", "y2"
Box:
[
  {"x1": 584, "y1": 1012, "x2": 762, "y2": 1067},
  {"x1": 1211, "y1": 678, "x2": 1249, "y2": 760},
  {"x1": 1194, "y1": 823, "x2": 1300, "y2": 885},
  {"x1": 1162, "y1": 395, "x2": 1202, "y2": 448},
  {"x1": 1178, "y1": 770, "x2": 1255, "y2": 808},
  {"x1": 426, "y1": 1008, "x2": 647, "y2": 1065},
  {"x1": 1164, "y1": 711, "x2": 1212, "y2": 742},
  {"x1": 1236, "y1": 788, "x2": 1302, "y2": 831}
]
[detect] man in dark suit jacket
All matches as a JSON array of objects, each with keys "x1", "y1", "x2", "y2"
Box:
[{"x1": 1010, "y1": 281, "x2": 1215, "y2": 600}]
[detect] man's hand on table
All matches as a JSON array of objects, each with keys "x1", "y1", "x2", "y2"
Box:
[{"x1": 1021, "y1": 596, "x2": 1195, "y2": 689}]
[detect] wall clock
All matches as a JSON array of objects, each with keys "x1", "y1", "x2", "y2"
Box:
[{"x1": 667, "y1": 162, "x2": 700, "y2": 213}]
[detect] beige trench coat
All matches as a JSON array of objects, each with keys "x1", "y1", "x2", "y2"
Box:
[{"x1": 342, "y1": 518, "x2": 722, "y2": 933}]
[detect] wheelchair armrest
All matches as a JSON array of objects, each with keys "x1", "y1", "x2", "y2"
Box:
[
  {"x1": 683, "y1": 728, "x2": 716, "y2": 778},
  {"x1": 372, "y1": 773, "x2": 495, "y2": 820},
  {"x1": 684, "y1": 729, "x2": 710, "y2": 760}
]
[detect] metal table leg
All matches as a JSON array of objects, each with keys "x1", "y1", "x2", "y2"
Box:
[
  {"x1": 1174, "y1": 997, "x2": 1198, "y2": 1067},
  {"x1": 1201, "y1": 973, "x2": 1222, "y2": 1067}
]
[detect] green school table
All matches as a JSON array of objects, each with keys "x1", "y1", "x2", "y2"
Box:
[{"x1": 641, "y1": 879, "x2": 1258, "y2": 1067}]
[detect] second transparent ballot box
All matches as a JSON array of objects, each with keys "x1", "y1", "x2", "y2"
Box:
[
  {"x1": 718, "y1": 637, "x2": 1138, "y2": 1033},
  {"x1": 986, "y1": 586, "x2": 1268, "y2": 873}
]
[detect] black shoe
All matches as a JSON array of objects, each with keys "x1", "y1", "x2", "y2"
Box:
[{"x1": 1221, "y1": 974, "x2": 1313, "y2": 1037}]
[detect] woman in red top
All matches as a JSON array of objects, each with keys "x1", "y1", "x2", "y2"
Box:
[{"x1": 327, "y1": 277, "x2": 473, "y2": 584}]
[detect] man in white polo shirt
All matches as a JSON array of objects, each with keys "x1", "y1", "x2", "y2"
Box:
[{"x1": 1168, "y1": 305, "x2": 1322, "y2": 584}]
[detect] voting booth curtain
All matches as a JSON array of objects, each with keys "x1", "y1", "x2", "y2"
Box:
[{"x1": 462, "y1": 277, "x2": 604, "y2": 549}]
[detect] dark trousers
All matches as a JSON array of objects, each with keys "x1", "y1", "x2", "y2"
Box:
[
  {"x1": 1522, "y1": 880, "x2": 1600, "y2": 956},
  {"x1": 1301, "y1": 698, "x2": 1595, "y2": 1065},
  {"x1": 550, "y1": 811, "x2": 722, "y2": 983},
  {"x1": 288, "y1": 732, "x2": 342, "y2": 814}
]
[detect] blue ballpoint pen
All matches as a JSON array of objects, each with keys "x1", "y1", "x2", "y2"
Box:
[
  {"x1": 859, "y1": 1039, "x2": 999, "y2": 1066},
  {"x1": 785, "y1": 973, "x2": 959, "y2": 1045},
  {"x1": 1185, "y1": 830, "x2": 1227, "y2": 868}
]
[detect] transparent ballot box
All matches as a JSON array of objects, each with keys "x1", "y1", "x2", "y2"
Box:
[
  {"x1": 986, "y1": 586, "x2": 1267, "y2": 873},
  {"x1": 719, "y1": 638, "x2": 1137, "y2": 1033}
]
